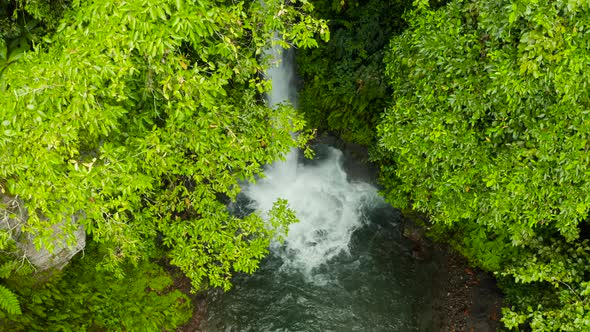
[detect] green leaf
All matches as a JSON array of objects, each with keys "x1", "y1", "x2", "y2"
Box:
[
  {"x1": 0, "y1": 285, "x2": 21, "y2": 315},
  {"x1": 0, "y1": 40, "x2": 6, "y2": 61}
]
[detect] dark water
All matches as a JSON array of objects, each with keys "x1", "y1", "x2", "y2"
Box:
[{"x1": 202, "y1": 146, "x2": 437, "y2": 332}]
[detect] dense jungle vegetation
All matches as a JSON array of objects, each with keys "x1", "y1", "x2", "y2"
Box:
[
  {"x1": 2, "y1": 0, "x2": 590, "y2": 330},
  {"x1": 0, "y1": 0, "x2": 325, "y2": 329},
  {"x1": 299, "y1": 0, "x2": 590, "y2": 330}
]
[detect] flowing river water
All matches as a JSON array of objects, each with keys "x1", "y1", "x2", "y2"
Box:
[
  {"x1": 200, "y1": 45, "x2": 442, "y2": 331},
  {"x1": 202, "y1": 146, "x2": 439, "y2": 331}
]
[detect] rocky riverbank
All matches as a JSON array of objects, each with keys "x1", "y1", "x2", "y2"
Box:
[{"x1": 401, "y1": 218, "x2": 504, "y2": 332}]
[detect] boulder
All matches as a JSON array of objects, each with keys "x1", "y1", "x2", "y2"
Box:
[{"x1": 0, "y1": 194, "x2": 85, "y2": 272}]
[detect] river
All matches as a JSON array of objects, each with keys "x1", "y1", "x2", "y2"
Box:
[
  {"x1": 202, "y1": 145, "x2": 440, "y2": 331},
  {"x1": 198, "y1": 43, "x2": 441, "y2": 331}
]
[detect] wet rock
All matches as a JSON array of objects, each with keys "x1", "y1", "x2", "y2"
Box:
[
  {"x1": 429, "y1": 248, "x2": 503, "y2": 332},
  {"x1": 402, "y1": 221, "x2": 425, "y2": 243},
  {"x1": 0, "y1": 194, "x2": 28, "y2": 239},
  {"x1": 0, "y1": 194, "x2": 85, "y2": 272},
  {"x1": 400, "y1": 210, "x2": 503, "y2": 331},
  {"x1": 402, "y1": 221, "x2": 432, "y2": 261},
  {"x1": 17, "y1": 218, "x2": 85, "y2": 271},
  {"x1": 312, "y1": 131, "x2": 379, "y2": 184}
]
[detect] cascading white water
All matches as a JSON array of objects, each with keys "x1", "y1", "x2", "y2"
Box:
[
  {"x1": 243, "y1": 43, "x2": 382, "y2": 278},
  {"x1": 204, "y1": 42, "x2": 440, "y2": 332},
  {"x1": 244, "y1": 148, "x2": 380, "y2": 277},
  {"x1": 264, "y1": 38, "x2": 296, "y2": 108}
]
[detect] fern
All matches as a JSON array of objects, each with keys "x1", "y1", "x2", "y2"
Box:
[
  {"x1": 0, "y1": 260, "x2": 18, "y2": 279},
  {"x1": 0, "y1": 284, "x2": 21, "y2": 315}
]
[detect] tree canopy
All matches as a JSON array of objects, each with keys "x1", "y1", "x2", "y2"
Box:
[
  {"x1": 377, "y1": 0, "x2": 590, "y2": 329},
  {"x1": 0, "y1": 0, "x2": 327, "y2": 291},
  {"x1": 5, "y1": 0, "x2": 590, "y2": 330}
]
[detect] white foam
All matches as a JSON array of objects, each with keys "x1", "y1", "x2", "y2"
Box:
[
  {"x1": 245, "y1": 148, "x2": 380, "y2": 277},
  {"x1": 244, "y1": 43, "x2": 382, "y2": 277}
]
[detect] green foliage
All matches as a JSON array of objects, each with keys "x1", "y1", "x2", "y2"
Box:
[
  {"x1": 0, "y1": 1, "x2": 68, "y2": 47},
  {"x1": 499, "y1": 239, "x2": 590, "y2": 330},
  {"x1": 381, "y1": 0, "x2": 590, "y2": 242},
  {"x1": 2, "y1": 243, "x2": 192, "y2": 331},
  {"x1": 0, "y1": 37, "x2": 29, "y2": 79},
  {"x1": 378, "y1": 0, "x2": 590, "y2": 329},
  {"x1": 0, "y1": 285, "x2": 21, "y2": 316},
  {"x1": 9, "y1": 1, "x2": 71, "y2": 29},
  {"x1": 297, "y1": 0, "x2": 411, "y2": 144},
  {"x1": 0, "y1": 0, "x2": 326, "y2": 292},
  {"x1": 0, "y1": 212, "x2": 32, "y2": 318},
  {"x1": 0, "y1": 1, "x2": 55, "y2": 81}
]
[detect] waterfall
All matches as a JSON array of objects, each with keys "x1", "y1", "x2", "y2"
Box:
[
  {"x1": 243, "y1": 43, "x2": 382, "y2": 279},
  {"x1": 204, "y1": 42, "x2": 437, "y2": 332},
  {"x1": 263, "y1": 38, "x2": 296, "y2": 108}
]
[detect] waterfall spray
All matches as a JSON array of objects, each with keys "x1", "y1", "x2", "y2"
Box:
[
  {"x1": 243, "y1": 42, "x2": 382, "y2": 279},
  {"x1": 203, "y1": 39, "x2": 435, "y2": 332}
]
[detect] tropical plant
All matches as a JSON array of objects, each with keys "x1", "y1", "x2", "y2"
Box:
[
  {"x1": 378, "y1": 0, "x2": 590, "y2": 329},
  {"x1": 297, "y1": 0, "x2": 410, "y2": 145},
  {"x1": 0, "y1": 0, "x2": 327, "y2": 293},
  {"x1": 0, "y1": 37, "x2": 29, "y2": 79},
  {"x1": 0, "y1": 285, "x2": 21, "y2": 316},
  {"x1": 0, "y1": 1, "x2": 53, "y2": 82},
  {"x1": 2, "y1": 243, "x2": 192, "y2": 331}
]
